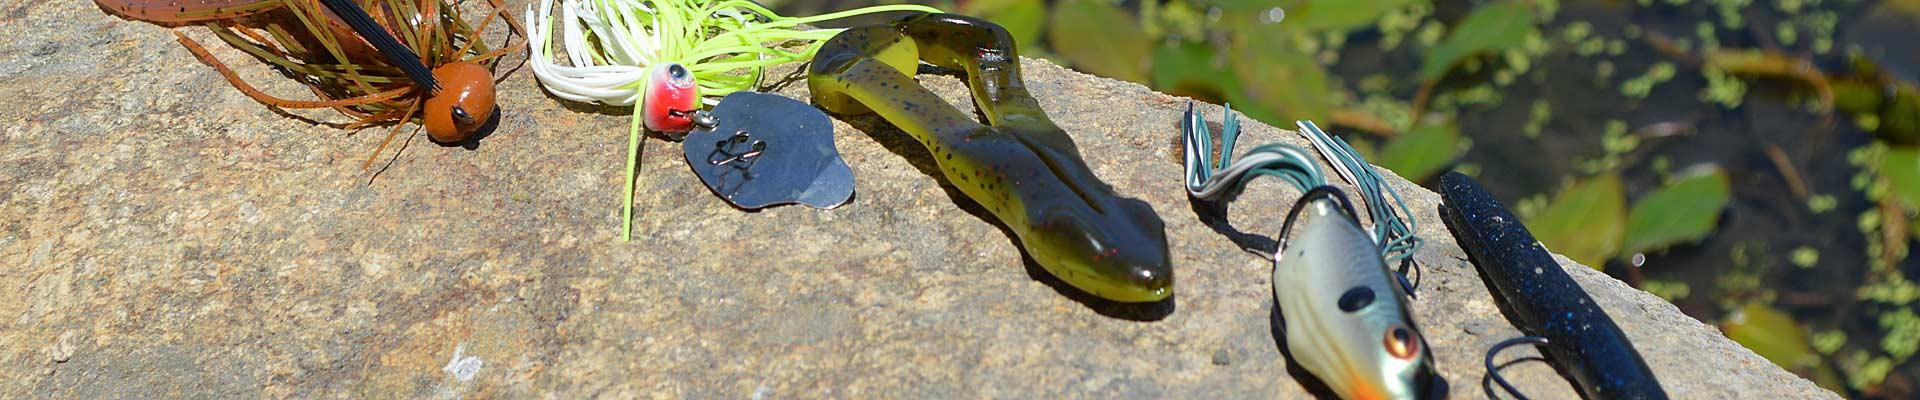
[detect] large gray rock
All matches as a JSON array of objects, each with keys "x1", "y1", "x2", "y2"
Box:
[{"x1": 1, "y1": 2, "x2": 1832, "y2": 398}]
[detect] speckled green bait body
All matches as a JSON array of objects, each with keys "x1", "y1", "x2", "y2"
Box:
[{"x1": 808, "y1": 13, "x2": 1172, "y2": 302}]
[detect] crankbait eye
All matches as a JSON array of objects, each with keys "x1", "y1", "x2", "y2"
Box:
[
  {"x1": 1384, "y1": 325, "x2": 1421, "y2": 359},
  {"x1": 1338, "y1": 286, "x2": 1375, "y2": 312}
]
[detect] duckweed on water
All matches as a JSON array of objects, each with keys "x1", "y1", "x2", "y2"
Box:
[
  {"x1": 1714, "y1": 0, "x2": 1751, "y2": 29},
  {"x1": 1809, "y1": 194, "x2": 1838, "y2": 213},
  {"x1": 1776, "y1": 21, "x2": 1799, "y2": 46},
  {"x1": 1815, "y1": 330, "x2": 1848, "y2": 355},
  {"x1": 1791, "y1": 246, "x2": 1820, "y2": 268},
  {"x1": 1695, "y1": 22, "x2": 1721, "y2": 51},
  {"x1": 1620, "y1": 62, "x2": 1677, "y2": 99},
  {"x1": 1881, "y1": 309, "x2": 1920, "y2": 361},
  {"x1": 1644, "y1": 280, "x2": 1692, "y2": 301},
  {"x1": 1524, "y1": 99, "x2": 1551, "y2": 138},
  {"x1": 1701, "y1": 68, "x2": 1748, "y2": 108}
]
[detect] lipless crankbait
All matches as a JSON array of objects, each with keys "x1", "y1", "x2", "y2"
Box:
[
  {"x1": 96, "y1": 0, "x2": 522, "y2": 166},
  {"x1": 808, "y1": 13, "x2": 1173, "y2": 302},
  {"x1": 1438, "y1": 172, "x2": 1669, "y2": 400},
  {"x1": 1183, "y1": 105, "x2": 1433, "y2": 399}
]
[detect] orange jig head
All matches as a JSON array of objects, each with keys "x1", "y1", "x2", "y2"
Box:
[
  {"x1": 642, "y1": 63, "x2": 701, "y2": 133},
  {"x1": 423, "y1": 62, "x2": 497, "y2": 143}
]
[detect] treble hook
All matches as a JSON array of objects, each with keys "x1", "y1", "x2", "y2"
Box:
[
  {"x1": 1485, "y1": 336, "x2": 1552, "y2": 400},
  {"x1": 709, "y1": 131, "x2": 767, "y2": 166},
  {"x1": 1397, "y1": 258, "x2": 1422, "y2": 299}
]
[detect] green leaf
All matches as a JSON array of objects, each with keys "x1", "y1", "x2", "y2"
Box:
[
  {"x1": 1150, "y1": 41, "x2": 1238, "y2": 102},
  {"x1": 1227, "y1": 22, "x2": 1333, "y2": 122},
  {"x1": 1722, "y1": 304, "x2": 1848, "y2": 393},
  {"x1": 962, "y1": 0, "x2": 1046, "y2": 50},
  {"x1": 1048, "y1": 0, "x2": 1150, "y2": 83},
  {"x1": 1881, "y1": 146, "x2": 1920, "y2": 209},
  {"x1": 1290, "y1": 0, "x2": 1418, "y2": 32},
  {"x1": 1622, "y1": 166, "x2": 1731, "y2": 254},
  {"x1": 1417, "y1": 1, "x2": 1535, "y2": 81},
  {"x1": 1377, "y1": 123, "x2": 1460, "y2": 182},
  {"x1": 1525, "y1": 174, "x2": 1626, "y2": 269}
]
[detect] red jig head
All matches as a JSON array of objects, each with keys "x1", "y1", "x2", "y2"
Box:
[{"x1": 642, "y1": 63, "x2": 701, "y2": 133}]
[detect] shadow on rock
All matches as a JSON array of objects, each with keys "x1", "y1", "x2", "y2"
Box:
[
  {"x1": 540, "y1": 89, "x2": 636, "y2": 117},
  {"x1": 1188, "y1": 194, "x2": 1280, "y2": 259},
  {"x1": 1020, "y1": 250, "x2": 1176, "y2": 321},
  {"x1": 434, "y1": 107, "x2": 504, "y2": 150}
]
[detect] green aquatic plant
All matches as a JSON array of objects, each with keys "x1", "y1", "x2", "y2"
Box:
[
  {"x1": 526, "y1": 0, "x2": 938, "y2": 240},
  {"x1": 1722, "y1": 303, "x2": 1847, "y2": 392},
  {"x1": 1622, "y1": 166, "x2": 1731, "y2": 255},
  {"x1": 1049, "y1": 0, "x2": 1149, "y2": 83},
  {"x1": 1527, "y1": 174, "x2": 1626, "y2": 268},
  {"x1": 1376, "y1": 123, "x2": 1461, "y2": 185},
  {"x1": 1620, "y1": 62, "x2": 1677, "y2": 99},
  {"x1": 1416, "y1": 0, "x2": 1534, "y2": 81},
  {"x1": 1524, "y1": 166, "x2": 1733, "y2": 269}
]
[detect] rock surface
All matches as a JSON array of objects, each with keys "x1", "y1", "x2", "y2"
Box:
[{"x1": 0, "y1": 2, "x2": 1833, "y2": 398}]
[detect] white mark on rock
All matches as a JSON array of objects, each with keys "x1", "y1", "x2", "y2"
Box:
[
  {"x1": 50, "y1": 331, "x2": 77, "y2": 363},
  {"x1": 442, "y1": 344, "x2": 482, "y2": 382},
  {"x1": 31, "y1": 240, "x2": 54, "y2": 266},
  {"x1": 752, "y1": 385, "x2": 772, "y2": 400},
  {"x1": 239, "y1": 202, "x2": 261, "y2": 224}
]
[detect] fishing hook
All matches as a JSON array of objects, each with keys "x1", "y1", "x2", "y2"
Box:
[
  {"x1": 708, "y1": 131, "x2": 767, "y2": 166},
  {"x1": 1485, "y1": 335, "x2": 1552, "y2": 400},
  {"x1": 1398, "y1": 258, "x2": 1422, "y2": 299},
  {"x1": 1275, "y1": 186, "x2": 1361, "y2": 262}
]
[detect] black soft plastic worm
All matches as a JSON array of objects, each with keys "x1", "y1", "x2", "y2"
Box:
[{"x1": 1438, "y1": 171, "x2": 1668, "y2": 400}]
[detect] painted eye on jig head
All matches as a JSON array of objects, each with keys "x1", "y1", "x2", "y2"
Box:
[
  {"x1": 423, "y1": 62, "x2": 498, "y2": 143},
  {"x1": 642, "y1": 63, "x2": 702, "y2": 133}
]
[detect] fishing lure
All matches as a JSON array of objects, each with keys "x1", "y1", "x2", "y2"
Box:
[
  {"x1": 808, "y1": 13, "x2": 1173, "y2": 302},
  {"x1": 95, "y1": 0, "x2": 522, "y2": 166},
  {"x1": 526, "y1": 0, "x2": 940, "y2": 240},
  {"x1": 1183, "y1": 105, "x2": 1433, "y2": 399},
  {"x1": 1437, "y1": 171, "x2": 1669, "y2": 400}
]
